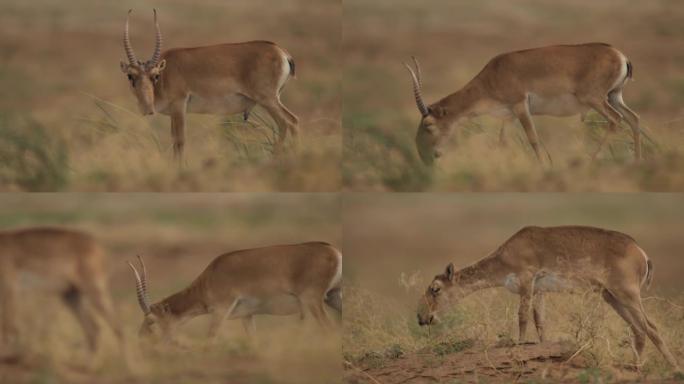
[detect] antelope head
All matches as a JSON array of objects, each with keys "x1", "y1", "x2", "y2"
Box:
[
  {"x1": 127, "y1": 255, "x2": 170, "y2": 342},
  {"x1": 404, "y1": 57, "x2": 450, "y2": 165},
  {"x1": 119, "y1": 9, "x2": 166, "y2": 116},
  {"x1": 417, "y1": 262, "x2": 457, "y2": 326}
]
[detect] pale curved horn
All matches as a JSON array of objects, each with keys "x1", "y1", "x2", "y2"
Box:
[
  {"x1": 404, "y1": 58, "x2": 429, "y2": 117},
  {"x1": 128, "y1": 257, "x2": 151, "y2": 315},
  {"x1": 136, "y1": 254, "x2": 148, "y2": 295},
  {"x1": 123, "y1": 9, "x2": 138, "y2": 65},
  {"x1": 151, "y1": 9, "x2": 163, "y2": 65},
  {"x1": 411, "y1": 56, "x2": 423, "y2": 88}
]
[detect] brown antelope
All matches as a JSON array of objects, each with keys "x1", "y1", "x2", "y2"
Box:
[
  {"x1": 119, "y1": 10, "x2": 298, "y2": 161},
  {"x1": 0, "y1": 228, "x2": 124, "y2": 355},
  {"x1": 127, "y1": 242, "x2": 342, "y2": 343},
  {"x1": 404, "y1": 43, "x2": 642, "y2": 165},
  {"x1": 417, "y1": 226, "x2": 681, "y2": 371}
]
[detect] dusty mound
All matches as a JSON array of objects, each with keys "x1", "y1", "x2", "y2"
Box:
[{"x1": 344, "y1": 341, "x2": 647, "y2": 383}]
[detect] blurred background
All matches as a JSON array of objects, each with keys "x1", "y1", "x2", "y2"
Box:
[
  {"x1": 0, "y1": 0, "x2": 341, "y2": 191},
  {"x1": 343, "y1": 0, "x2": 684, "y2": 191},
  {"x1": 344, "y1": 193, "x2": 684, "y2": 295},
  {"x1": 343, "y1": 194, "x2": 684, "y2": 379},
  {"x1": 0, "y1": 193, "x2": 341, "y2": 384}
]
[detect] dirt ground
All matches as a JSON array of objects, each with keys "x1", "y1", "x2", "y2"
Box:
[{"x1": 345, "y1": 341, "x2": 651, "y2": 384}]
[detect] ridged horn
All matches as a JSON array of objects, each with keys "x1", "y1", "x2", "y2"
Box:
[
  {"x1": 404, "y1": 57, "x2": 429, "y2": 117},
  {"x1": 128, "y1": 255, "x2": 151, "y2": 315},
  {"x1": 123, "y1": 9, "x2": 138, "y2": 65},
  {"x1": 151, "y1": 9, "x2": 163, "y2": 66}
]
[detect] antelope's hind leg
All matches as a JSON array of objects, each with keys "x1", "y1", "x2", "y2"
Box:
[
  {"x1": 583, "y1": 98, "x2": 623, "y2": 160},
  {"x1": 608, "y1": 90, "x2": 642, "y2": 160},
  {"x1": 612, "y1": 289, "x2": 681, "y2": 371},
  {"x1": 512, "y1": 101, "x2": 542, "y2": 161},
  {"x1": 602, "y1": 289, "x2": 645, "y2": 368}
]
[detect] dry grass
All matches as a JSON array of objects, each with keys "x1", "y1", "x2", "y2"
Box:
[
  {"x1": 343, "y1": 0, "x2": 684, "y2": 191},
  {"x1": 343, "y1": 283, "x2": 684, "y2": 382},
  {"x1": 0, "y1": 0, "x2": 341, "y2": 191},
  {"x1": 0, "y1": 194, "x2": 341, "y2": 383}
]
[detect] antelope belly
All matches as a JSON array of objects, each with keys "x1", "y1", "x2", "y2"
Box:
[
  {"x1": 528, "y1": 93, "x2": 588, "y2": 117},
  {"x1": 186, "y1": 93, "x2": 252, "y2": 115},
  {"x1": 503, "y1": 272, "x2": 572, "y2": 294},
  {"x1": 230, "y1": 294, "x2": 300, "y2": 318}
]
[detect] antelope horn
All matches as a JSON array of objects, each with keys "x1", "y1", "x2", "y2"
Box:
[
  {"x1": 128, "y1": 257, "x2": 151, "y2": 315},
  {"x1": 151, "y1": 9, "x2": 163, "y2": 66},
  {"x1": 123, "y1": 9, "x2": 138, "y2": 65},
  {"x1": 136, "y1": 254, "x2": 148, "y2": 295},
  {"x1": 404, "y1": 58, "x2": 429, "y2": 117},
  {"x1": 411, "y1": 56, "x2": 423, "y2": 88}
]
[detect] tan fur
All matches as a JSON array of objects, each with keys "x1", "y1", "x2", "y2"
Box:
[
  {"x1": 408, "y1": 43, "x2": 641, "y2": 164},
  {"x1": 0, "y1": 227, "x2": 124, "y2": 355},
  {"x1": 418, "y1": 226, "x2": 680, "y2": 371},
  {"x1": 120, "y1": 11, "x2": 298, "y2": 162},
  {"x1": 132, "y1": 242, "x2": 342, "y2": 342}
]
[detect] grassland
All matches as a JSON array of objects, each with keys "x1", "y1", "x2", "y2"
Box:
[
  {"x1": 0, "y1": 0, "x2": 341, "y2": 191},
  {"x1": 342, "y1": 194, "x2": 684, "y2": 383},
  {"x1": 0, "y1": 194, "x2": 341, "y2": 383},
  {"x1": 343, "y1": 0, "x2": 684, "y2": 191}
]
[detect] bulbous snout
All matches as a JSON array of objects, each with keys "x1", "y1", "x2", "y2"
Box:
[
  {"x1": 138, "y1": 103, "x2": 155, "y2": 116},
  {"x1": 415, "y1": 129, "x2": 439, "y2": 166},
  {"x1": 417, "y1": 313, "x2": 435, "y2": 326}
]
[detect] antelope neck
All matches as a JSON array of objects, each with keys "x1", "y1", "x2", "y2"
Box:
[{"x1": 452, "y1": 254, "x2": 508, "y2": 296}]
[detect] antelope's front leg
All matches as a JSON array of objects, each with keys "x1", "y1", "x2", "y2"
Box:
[
  {"x1": 241, "y1": 316, "x2": 256, "y2": 338},
  {"x1": 532, "y1": 292, "x2": 545, "y2": 342},
  {"x1": 169, "y1": 103, "x2": 187, "y2": 164},
  {"x1": 517, "y1": 273, "x2": 535, "y2": 343},
  {"x1": 0, "y1": 266, "x2": 18, "y2": 347}
]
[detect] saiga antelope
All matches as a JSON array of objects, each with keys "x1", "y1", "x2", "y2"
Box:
[
  {"x1": 405, "y1": 43, "x2": 642, "y2": 165},
  {"x1": 417, "y1": 226, "x2": 681, "y2": 371},
  {"x1": 0, "y1": 228, "x2": 124, "y2": 356},
  {"x1": 127, "y1": 242, "x2": 342, "y2": 343},
  {"x1": 119, "y1": 10, "x2": 298, "y2": 161}
]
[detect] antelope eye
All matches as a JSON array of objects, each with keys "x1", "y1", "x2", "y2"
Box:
[
  {"x1": 127, "y1": 74, "x2": 135, "y2": 83},
  {"x1": 431, "y1": 286, "x2": 441, "y2": 295},
  {"x1": 151, "y1": 74, "x2": 160, "y2": 83}
]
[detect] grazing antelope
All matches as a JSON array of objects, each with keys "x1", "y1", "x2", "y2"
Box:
[
  {"x1": 405, "y1": 43, "x2": 642, "y2": 165},
  {"x1": 0, "y1": 228, "x2": 124, "y2": 355},
  {"x1": 417, "y1": 226, "x2": 681, "y2": 371},
  {"x1": 119, "y1": 10, "x2": 298, "y2": 161},
  {"x1": 127, "y1": 242, "x2": 342, "y2": 343}
]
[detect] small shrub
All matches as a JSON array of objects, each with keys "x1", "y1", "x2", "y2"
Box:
[{"x1": 0, "y1": 114, "x2": 69, "y2": 190}]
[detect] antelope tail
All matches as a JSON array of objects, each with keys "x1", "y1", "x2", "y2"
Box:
[{"x1": 645, "y1": 259, "x2": 653, "y2": 290}]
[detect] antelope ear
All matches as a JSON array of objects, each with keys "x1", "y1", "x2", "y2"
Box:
[
  {"x1": 445, "y1": 263, "x2": 455, "y2": 281},
  {"x1": 156, "y1": 59, "x2": 166, "y2": 72},
  {"x1": 120, "y1": 61, "x2": 129, "y2": 73},
  {"x1": 429, "y1": 106, "x2": 446, "y2": 118}
]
